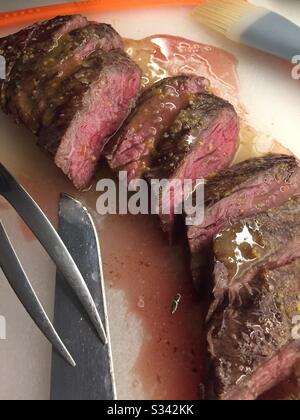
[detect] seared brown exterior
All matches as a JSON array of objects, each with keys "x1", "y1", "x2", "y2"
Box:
[
  {"x1": 204, "y1": 154, "x2": 299, "y2": 209},
  {"x1": 0, "y1": 15, "x2": 89, "y2": 113},
  {"x1": 4, "y1": 22, "x2": 122, "y2": 133},
  {"x1": 208, "y1": 260, "x2": 300, "y2": 400},
  {"x1": 0, "y1": 16, "x2": 141, "y2": 188},
  {"x1": 189, "y1": 155, "x2": 300, "y2": 289},
  {"x1": 0, "y1": 23, "x2": 38, "y2": 79},
  {"x1": 212, "y1": 195, "x2": 300, "y2": 309}
]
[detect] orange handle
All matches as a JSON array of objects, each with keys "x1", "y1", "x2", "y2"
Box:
[{"x1": 0, "y1": 0, "x2": 201, "y2": 29}]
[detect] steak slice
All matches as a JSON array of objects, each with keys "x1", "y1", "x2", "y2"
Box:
[
  {"x1": 55, "y1": 23, "x2": 123, "y2": 76},
  {"x1": 188, "y1": 155, "x2": 300, "y2": 287},
  {"x1": 5, "y1": 23, "x2": 123, "y2": 133},
  {"x1": 0, "y1": 15, "x2": 88, "y2": 111},
  {"x1": 207, "y1": 260, "x2": 300, "y2": 400},
  {"x1": 106, "y1": 76, "x2": 210, "y2": 180},
  {"x1": 211, "y1": 195, "x2": 300, "y2": 313},
  {"x1": 146, "y1": 93, "x2": 239, "y2": 233},
  {"x1": 6, "y1": 20, "x2": 123, "y2": 134},
  {"x1": 38, "y1": 49, "x2": 142, "y2": 189}
]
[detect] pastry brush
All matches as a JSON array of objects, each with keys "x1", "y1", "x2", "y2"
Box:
[{"x1": 192, "y1": 0, "x2": 300, "y2": 61}]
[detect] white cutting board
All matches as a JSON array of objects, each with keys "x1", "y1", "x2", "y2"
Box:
[{"x1": 0, "y1": 0, "x2": 299, "y2": 400}]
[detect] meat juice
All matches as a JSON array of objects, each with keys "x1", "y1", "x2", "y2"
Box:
[{"x1": 0, "y1": 35, "x2": 295, "y2": 400}]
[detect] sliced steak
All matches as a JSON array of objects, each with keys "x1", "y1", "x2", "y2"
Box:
[
  {"x1": 207, "y1": 260, "x2": 300, "y2": 400},
  {"x1": 55, "y1": 23, "x2": 123, "y2": 76},
  {"x1": 5, "y1": 23, "x2": 123, "y2": 133},
  {"x1": 211, "y1": 195, "x2": 300, "y2": 312},
  {"x1": 0, "y1": 15, "x2": 88, "y2": 111},
  {"x1": 188, "y1": 155, "x2": 300, "y2": 286},
  {"x1": 0, "y1": 16, "x2": 140, "y2": 189},
  {"x1": 106, "y1": 76, "x2": 210, "y2": 180},
  {"x1": 38, "y1": 49, "x2": 141, "y2": 189},
  {"x1": 146, "y1": 93, "x2": 239, "y2": 233}
]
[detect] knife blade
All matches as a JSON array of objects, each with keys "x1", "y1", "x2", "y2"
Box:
[{"x1": 50, "y1": 194, "x2": 116, "y2": 400}]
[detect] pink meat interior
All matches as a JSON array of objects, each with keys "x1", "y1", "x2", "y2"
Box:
[{"x1": 55, "y1": 66, "x2": 141, "y2": 189}]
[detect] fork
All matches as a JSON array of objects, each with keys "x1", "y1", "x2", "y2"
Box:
[{"x1": 0, "y1": 162, "x2": 107, "y2": 366}]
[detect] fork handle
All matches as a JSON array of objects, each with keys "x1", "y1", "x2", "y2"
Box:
[{"x1": 0, "y1": 162, "x2": 107, "y2": 344}]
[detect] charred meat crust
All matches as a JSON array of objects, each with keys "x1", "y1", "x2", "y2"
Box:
[
  {"x1": 212, "y1": 194, "x2": 300, "y2": 310},
  {"x1": 208, "y1": 260, "x2": 300, "y2": 400},
  {"x1": 205, "y1": 170, "x2": 300, "y2": 401},
  {"x1": 0, "y1": 15, "x2": 89, "y2": 112},
  {"x1": 188, "y1": 155, "x2": 300, "y2": 288},
  {"x1": 189, "y1": 155, "x2": 300, "y2": 253},
  {"x1": 204, "y1": 154, "x2": 299, "y2": 208},
  {"x1": 0, "y1": 23, "x2": 38, "y2": 77},
  {"x1": 0, "y1": 16, "x2": 141, "y2": 189},
  {"x1": 5, "y1": 22, "x2": 122, "y2": 132}
]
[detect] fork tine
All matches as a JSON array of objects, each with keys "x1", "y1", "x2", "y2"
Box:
[
  {"x1": 0, "y1": 163, "x2": 107, "y2": 345},
  {"x1": 0, "y1": 222, "x2": 76, "y2": 367}
]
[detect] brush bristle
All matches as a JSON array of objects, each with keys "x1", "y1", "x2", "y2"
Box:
[{"x1": 192, "y1": 0, "x2": 255, "y2": 36}]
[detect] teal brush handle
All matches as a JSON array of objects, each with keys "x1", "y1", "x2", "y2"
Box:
[{"x1": 239, "y1": 12, "x2": 300, "y2": 61}]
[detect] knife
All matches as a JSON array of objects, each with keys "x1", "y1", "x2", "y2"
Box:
[{"x1": 50, "y1": 194, "x2": 116, "y2": 400}]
